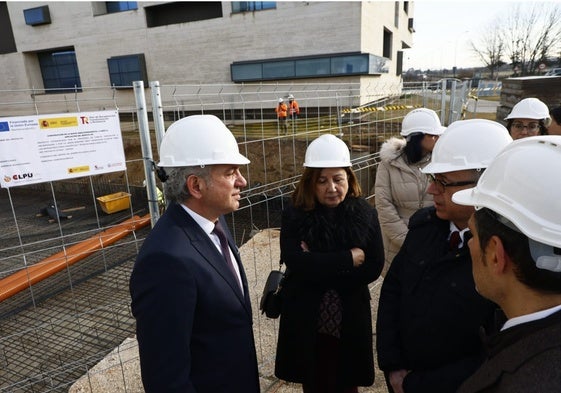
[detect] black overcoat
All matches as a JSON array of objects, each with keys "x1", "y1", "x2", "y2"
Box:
[
  {"x1": 376, "y1": 206, "x2": 496, "y2": 393},
  {"x1": 275, "y1": 197, "x2": 384, "y2": 386}
]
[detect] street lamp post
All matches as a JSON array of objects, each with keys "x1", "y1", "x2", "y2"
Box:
[{"x1": 454, "y1": 30, "x2": 470, "y2": 78}]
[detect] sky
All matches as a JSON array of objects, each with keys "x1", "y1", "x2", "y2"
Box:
[{"x1": 403, "y1": 0, "x2": 544, "y2": 71}]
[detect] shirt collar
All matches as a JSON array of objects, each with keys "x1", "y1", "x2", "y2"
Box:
[
  {"x1": 449, "y1": 222, "x2": 470, "y2": 246},
  {"x1": 502, "y1": 304, "x2": 561, "y2": 331},
  {"x1": 180, "y1": 204, "x2": 215, "y2": 236}
]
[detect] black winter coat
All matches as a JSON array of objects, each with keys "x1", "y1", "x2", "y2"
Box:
[
  {"x1": 376, "y1": 207, "x2": 496, "y2": 393},
  {"x1": 275, "y1": 197, "x2": 384, "y2": 386}
]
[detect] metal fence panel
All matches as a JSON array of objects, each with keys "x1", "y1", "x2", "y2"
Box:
[{"x1": 0, "y1": 81, "x2": 465, "y2": 392}]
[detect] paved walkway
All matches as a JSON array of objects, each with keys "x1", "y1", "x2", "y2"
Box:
[{"x1": 69, "y1": 228, "x2": 389, "y2": 393}]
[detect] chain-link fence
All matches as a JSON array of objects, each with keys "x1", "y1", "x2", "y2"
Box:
[{"x1": 0, "y1": 79, "x2": 472, "y2": 392}]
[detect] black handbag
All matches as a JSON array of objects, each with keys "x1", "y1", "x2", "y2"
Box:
[{"x1": 259, "y1": 260, "x2": 286, "y2": 319}]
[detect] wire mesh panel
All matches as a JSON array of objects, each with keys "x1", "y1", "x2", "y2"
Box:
[{"x1": 0, "y1": 81, "x2": 461, "y2": 392}]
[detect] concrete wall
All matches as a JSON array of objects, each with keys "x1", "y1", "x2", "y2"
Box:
[{"x1": 2, "y1": 2, "x2": 412, "y2": 88}]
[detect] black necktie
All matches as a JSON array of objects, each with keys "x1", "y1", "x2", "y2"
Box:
[
  {"x1": 212, "y1": 221, "x2": 241, "y2": 290},
  {"x1": 449, "y1": 230, "x2": 461, "y2": 250}
]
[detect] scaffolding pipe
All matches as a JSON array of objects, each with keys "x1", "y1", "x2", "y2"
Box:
[{"x1": 134, "y1": 81, "x2": 160, "y2": 226}]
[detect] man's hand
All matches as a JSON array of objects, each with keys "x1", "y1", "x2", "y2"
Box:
[
  {"x1": 350, "y1": 247, "x2": 365, "y2": 267},
  {"x1": 389, "y1": 369, "x2": 409, "y2": 393}
]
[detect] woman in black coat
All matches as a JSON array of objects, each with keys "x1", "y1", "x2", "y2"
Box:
[{"x1": 274, "y1": 134, "x2": 384, "y2": 393}]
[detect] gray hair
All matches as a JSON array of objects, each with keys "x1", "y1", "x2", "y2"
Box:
[{"x1": 163, "y1": 165, "x2": 212, "y2": 204}]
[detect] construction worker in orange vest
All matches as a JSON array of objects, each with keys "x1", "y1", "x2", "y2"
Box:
[
  {"x1": 276, "y1": 98, "x2": 288, "y2": 134},
  {"x1": 288, "y1": 94, "x2": 300, "y2": 121}
]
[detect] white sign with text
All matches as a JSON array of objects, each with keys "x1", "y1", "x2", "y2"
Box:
[{"x1": 0, "y1": 110, "x2": 126, "y2": 188}]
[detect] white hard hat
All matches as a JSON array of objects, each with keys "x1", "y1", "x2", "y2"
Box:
[
  {"x1": 400, "y1": 108, "x2": 445, "y2": 137},
  {"x1": 453, "y1": 136, "x2": 561, "y2": 272},
  {"x1": 504, "y1": 98, "x2": 551, "y2": 121},
  {"x1": 304, "y1": 134, "x2": 351, "y2": 168},
  {"x1": 278, "y1": 98, "x2": 284, "y2": 103},
  {"x1": 288, "y1": 94, "x2": 294, "y2": 100},
  {"x1": 422, "y1": 119, "x2": 512, "y2": 174},
  {"x1": 158, "y1": 115, "x2": 250, "y2": 167}
]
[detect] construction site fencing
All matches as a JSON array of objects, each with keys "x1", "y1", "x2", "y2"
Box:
[{"x1": 0, "y1": 79, "x2": 474, "y2": 392}]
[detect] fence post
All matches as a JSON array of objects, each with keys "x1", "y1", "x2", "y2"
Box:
[
  {"x1": 134, "y1": 80, "x2": 160, "y2": 226},
  {"x1": 448, "y1": 79, "x2": 458, "y2": 125},
  {"x1": 150, "y1": 81, "x2": 165, "y2": 151},
  {"x1": 440, "y1": 79, "x2": 447, "y2": 125}
]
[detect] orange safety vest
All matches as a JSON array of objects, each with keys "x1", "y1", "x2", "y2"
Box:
[
  {"x1": 276, "y1": 103, "x2": 288, "y2": 118},
  {"x1": 288, "y1": 100, "x2": 300, "y2": 115}
]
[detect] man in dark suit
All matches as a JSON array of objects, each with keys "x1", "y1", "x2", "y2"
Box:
[
  {"x1": 130, "y1": 115, "x2": 260, "y2": 393},
  {"x1": 376, "y1": 119, "x2": 512, "y2": 393},
  {"x1": 453, "y1": 136, "x2": 561, "y2": 393}
]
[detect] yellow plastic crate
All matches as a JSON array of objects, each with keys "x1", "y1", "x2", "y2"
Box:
[{"x1": 96, "y1": 192, "x2": 131, "y2": 214}]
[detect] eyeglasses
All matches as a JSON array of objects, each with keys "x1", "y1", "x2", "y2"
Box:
[
  {"x1": 511, "y1": 122, "x2": 540, "y2": 133},
  {"x1": 427, "y1": 173, "x2": 476, "y2": 193}
]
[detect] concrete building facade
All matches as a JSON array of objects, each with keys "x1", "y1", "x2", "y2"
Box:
[{"x1": 0, "y1": 1, "x2": 415, "y2": 115}]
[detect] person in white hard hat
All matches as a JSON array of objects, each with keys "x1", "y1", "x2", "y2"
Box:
[
  {"x1": 287, "y1": 93, "x2": 300, "y2": 123},
  {"x1": 376, "y1": 119, "x2": 513, "y2": 393},
  {"x1": 276, "y1": 97, "x2": 288, "y2": 134},
  {"x1": 504, "y1": 97, "x2": 551, "y2": 140},
  {"x1": 275, "y1": 134, "x2": 384, "y2": 392},
  {"x1": 452, "y1": 136, "x2": 561, "y2": 393},
  {"x1": 130, "y1": 115, "x2": 259, "y2": 393},
  {"x1": 375, "y1": 108, "x2": 445, "y2": 275}
]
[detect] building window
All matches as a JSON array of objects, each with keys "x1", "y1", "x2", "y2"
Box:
[
  {"x1": 231, "y1": 52, "x2": 387, "y2": 82},
  {"x1": 396, "y1": 50, "x2": 403, "y2": 76},
  {"x1": 383, "y1": 28, "x2": 393, "y2": 59},
  {"x1": 408, "y1": 18, "x2": 415, "y2": 33},
  {"x1": 295, "y1": 58, "x2": 330, "y2": 76},
  {"x1": 23, "y1": 5, "x2": 51, "y2": 26},
  {"x1": 331, "y1": 55, "x2": 368, "y2": 74},
  {"x1": 0, "y1": 2, "x2": 17, "y2": 54},
  {"x1": 38, "y1": 49, "x2": 82, "y2": 93},
  {"x1": 106, "y1": 2, "x2": 137, "y2": 13},
  {"x1": 231, "y1": 2, "x2": 276, "y2": 13},
  {"x1": 107, "y1": 54, "x2": 147, "y2": 88},
  {"x1": 145, "y1": 2, "x2": 222, "y2": 28},
  {"x1": 394, "y1": 2, "x2": 399, "y2": 28},
  {"x1": 404, "y1": 1, "x2": 409, "y2": 14}
]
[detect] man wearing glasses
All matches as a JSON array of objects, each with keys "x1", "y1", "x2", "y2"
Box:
[
  {"x1": 376, "y1": 119, "x2": 512, "y2": 393},
  {"x1": 504, "y1": 97, "x2": 551, "y2": 140}
]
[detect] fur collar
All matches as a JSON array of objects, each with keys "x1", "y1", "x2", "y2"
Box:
[{"x1": 379, "y1": 137, "x2": 406, "y2": 163}]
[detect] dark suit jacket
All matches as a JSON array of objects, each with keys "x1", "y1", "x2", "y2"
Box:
[{"x1": 130, "y1": 202, "x2": 260, "y2": 393}]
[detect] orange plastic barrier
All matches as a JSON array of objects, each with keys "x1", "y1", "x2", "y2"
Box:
[{"x1": 0, "y1": 214, "x2": 151, "y2": 302}]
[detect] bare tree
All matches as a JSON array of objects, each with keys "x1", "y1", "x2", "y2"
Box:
[
  {"x1": 470, "y1": 19, "x2": 505, "y2": 79},
  {"x1": 502, "y1": 3, "x2": 561, "y2": 75},
  {"x1": 472, "y1": 3, "x2": 561, "y2": 76}
]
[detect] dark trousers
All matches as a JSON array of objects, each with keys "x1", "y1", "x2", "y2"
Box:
[{"x1": 302, "y1": 333, "x2": 358, "y2": 393}]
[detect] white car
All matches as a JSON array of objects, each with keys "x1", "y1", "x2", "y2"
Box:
[{"x1": 545, "y1": 68, "x2": 561, "y2": 76}]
